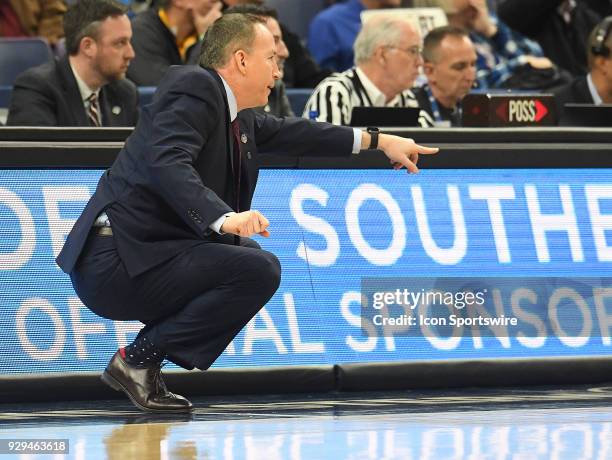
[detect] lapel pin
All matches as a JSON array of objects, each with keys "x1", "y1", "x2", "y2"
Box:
[
  {"x1": 240, "y1": 133, "x2": 248, "y2": 144},
  {"x1": 247, "y1": 152, "x2": 252, "y2": 160},
  {"x1": 112, "y1": 106, "x2": 121, "y2": 115}
]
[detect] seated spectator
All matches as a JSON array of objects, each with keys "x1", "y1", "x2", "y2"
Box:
[
  {"x1": 414, "y1": 26, "x2": 477, "y2": 126},
  {"x1": 7, "y1": 0, "x2": 138, "y2": 127},
  {"x1": 221, "y1": 0, "x2": 332, "y2": 87},
  {"x1": 554, "y1": 17, "x2": 612, "y2": 123},
  {"x1": 498, "y1": 0, "x2": 601, "y2": 77},
  {"x1": 308, "y1": 0, "x2": 401, "y2": 73},
  {"x1": 414, "y1": 0, "x2": 563, "y2": 89},
  {"x1": 0, "y1": 0, "x2": 67, "y2": 47},
  {"x1": 303, "y1": 15, "x2": 433, "y2": 127},
  {"x1": 127, "y1": 0, "x2": 222, "y2": 86},
  {"x1": 225, "y1": 4, "x2": 294, "y2": 116}
]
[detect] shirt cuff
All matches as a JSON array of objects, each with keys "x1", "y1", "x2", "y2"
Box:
[
  {"x1": 352, "y1": 128, "x2": 362, "y2": 154},
  {"x1": 209, "y1": 212, "x2": 236, "y2": 234}
]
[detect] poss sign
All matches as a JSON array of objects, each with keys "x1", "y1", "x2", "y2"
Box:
[{"x1": 463, "y1": 94, "x2": 556, "y2": 127}]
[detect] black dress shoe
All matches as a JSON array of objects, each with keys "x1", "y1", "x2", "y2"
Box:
[{"x1": 101, "y1": 351, "x2": 193, "y2": 413}]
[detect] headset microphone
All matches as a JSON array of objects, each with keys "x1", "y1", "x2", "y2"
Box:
[{"x1": 591, "y1": 16, "x2": 612, "y2": 57}]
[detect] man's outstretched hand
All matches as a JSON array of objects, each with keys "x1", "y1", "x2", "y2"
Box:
[
  {"x1": 378, "y1": 134, "x2": 439, "y2": 173},
  {"x1": 375, "y1": 133, "x2": 439, "y2": 174},
  {"x1": 221, "y1": 210, "x2": 270, "y2": 237}
]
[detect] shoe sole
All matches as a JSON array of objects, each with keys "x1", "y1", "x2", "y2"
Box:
[{"x1": 101, "y1": 370, "x2": 194, "y2": 413}]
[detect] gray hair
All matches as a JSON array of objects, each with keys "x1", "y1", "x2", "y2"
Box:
[
  {"x1": 354, "y1": 16, "x2": 416, "y2": 65},
  {"x1": 199, "y1": 13, "x2": 266, "y2": 69}
]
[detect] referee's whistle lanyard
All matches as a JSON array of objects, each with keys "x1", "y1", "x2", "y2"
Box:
[{"x1": 423, "y1": 84, "x2": 462, "y2": 125}]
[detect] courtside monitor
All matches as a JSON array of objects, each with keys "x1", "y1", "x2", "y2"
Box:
[
  {"x1": 349, "y1": 106, "x2": 421, "y2": 127},
  {"x1": 562, "y1": 103, "x2": 612, "y2": 127}
]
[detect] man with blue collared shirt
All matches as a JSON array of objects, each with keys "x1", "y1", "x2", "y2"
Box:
[
  {"x1": 56, "y1": 13, "x2": 438, "y2": 413},
  {"x1": 554, "y1": 16, "x2": 612, "y2": 124},
  {"x1": 308, "y1": 0, "x2": 401, "y2": 73}
]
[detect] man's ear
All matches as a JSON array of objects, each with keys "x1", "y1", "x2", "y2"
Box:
[
  {"x1": 233, "y1": 50, "x2": 248, "y2": 76},
  {"x1": 423, "y1": 62, "x2": 436, "y2": 77},
  {"x1": 80, "y1": 36, "x2": 96, "y2": 58},
  {"x1": 373, "y1": 45, "x2": 386, "y2": 65}
]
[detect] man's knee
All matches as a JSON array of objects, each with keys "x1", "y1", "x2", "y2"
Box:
[
  {"x1": 240, "y1": 237, "x2": 261, "y2": 250},
  {"x1": 251, "y1": 250, "x2": 281, "y2": 296}
]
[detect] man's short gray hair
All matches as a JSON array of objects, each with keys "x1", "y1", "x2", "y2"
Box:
[
  {"x1": 199, "y1": 13, "x2": 266, "y2": 69},
  {"x1": 354, "y1": 16, "x2": 417, "y2": 65}
]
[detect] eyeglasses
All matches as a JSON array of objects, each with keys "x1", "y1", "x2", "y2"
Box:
[{"x1": 385, "y1": 45, "x2": 422, "y2": 57}]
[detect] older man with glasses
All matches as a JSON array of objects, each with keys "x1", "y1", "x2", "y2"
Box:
[{"x1": 303, "y1": 15, "x2": 433, "y2": 127}]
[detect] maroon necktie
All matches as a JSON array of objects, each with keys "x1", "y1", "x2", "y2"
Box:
[
  {"x1": 231, "y1": 119, "x2": 242, "y2": 212},
  {"x1": 230, "y1": 119, "x2": 242, "y2": 246}
]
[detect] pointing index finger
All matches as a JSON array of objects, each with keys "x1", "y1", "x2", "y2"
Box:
[{"x1": 414, "y1": 144, "x2": 439, "y2": 155}]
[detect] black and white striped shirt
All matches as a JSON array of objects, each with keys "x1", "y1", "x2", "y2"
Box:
[{"x1": 302, "y1": 67, "x2": 434, "y2": 127}]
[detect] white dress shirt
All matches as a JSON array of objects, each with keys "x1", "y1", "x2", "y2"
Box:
[
  {"x1": 587, "y1": 73, "x2": 603, "y2": 105},
  {"x1": 70, "y1": 62, "x2": 101, "y2": 123}
]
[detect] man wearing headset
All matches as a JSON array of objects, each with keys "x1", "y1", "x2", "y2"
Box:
[{"x1": 554, "y1": 16, "x2": 612, "y2": 123}]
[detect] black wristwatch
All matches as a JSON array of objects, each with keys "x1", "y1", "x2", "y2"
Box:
[{"x1": 367, "y1": 127, "x2": 380, "y2": 150}]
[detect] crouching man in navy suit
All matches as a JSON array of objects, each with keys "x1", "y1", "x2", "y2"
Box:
[{"x1": 56, "y1": 13, "x2": 438, "y2": 412}]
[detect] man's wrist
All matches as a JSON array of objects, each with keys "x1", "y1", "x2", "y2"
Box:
[
  {"x1": 210, "y1": 212, "x2": 236, "y2": 234},
  {"x1": 360, "y1": 131, "x2": 371, "y2": 151},
  {"x1": 367, "y1": 127, "x2": 379, "y2": 149},
  {"x1": 360, "y1": 128, "x2": 383, "y2": 151}
]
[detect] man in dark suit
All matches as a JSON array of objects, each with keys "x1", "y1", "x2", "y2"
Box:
[
  {"x1": 7, "y1": 0, "x2": 138, "y2": 127},
  {"x1": 56, "y1": 13, "x2": 438, "y2": 413},
  {"x1": 554, "y1": 16, "x2": 612, "y2": 124}
]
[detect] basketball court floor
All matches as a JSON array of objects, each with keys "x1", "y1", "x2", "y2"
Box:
[{"x1": 1, "y1": 384, "x2": 611, "y2": 459}]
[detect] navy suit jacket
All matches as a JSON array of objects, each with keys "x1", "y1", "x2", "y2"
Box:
[
  {"x1": 7, "y1": 56, "x2": 138, "y2": 127},
  {"x1": 56, "y1": 66, "x2": 354, "y2": 277}
]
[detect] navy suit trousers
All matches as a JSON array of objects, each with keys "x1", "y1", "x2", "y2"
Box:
[{"x1": 70, "y1": 231, "x2": 281, "y2": 370}]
